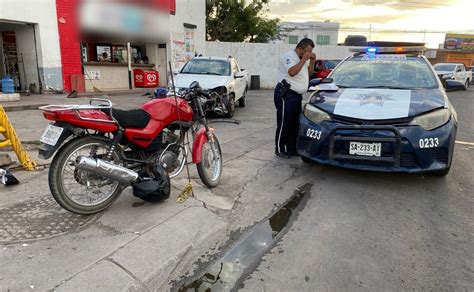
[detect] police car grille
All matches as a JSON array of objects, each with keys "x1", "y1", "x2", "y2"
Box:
[
  {"x1": 321, "y1": 147, "x2": 417, "y2": 168},
  {"x1": 400, "y1": 153, "x2": 416, "y2": 167},
  {"x1": 431, "y1": 148, "x2": 449, "y2": 164},
  {"x1": 331, "y1": 116, "x2": 411, "y2": 126}
]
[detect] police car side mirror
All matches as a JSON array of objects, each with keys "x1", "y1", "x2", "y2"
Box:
[
  {"x1": 445, "y1": 79, "x2": 465, "y2": 91},
  {"x1": 321, "y1": 78, "x2": 333, "y2": 84},
  {"x1": 309, "y1": 78, "x2": 322, "y2": 87}
]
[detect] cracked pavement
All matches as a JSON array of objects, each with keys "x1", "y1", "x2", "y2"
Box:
[{"x1": 1, "y1": 89, "x2": 473, "y2": 290}]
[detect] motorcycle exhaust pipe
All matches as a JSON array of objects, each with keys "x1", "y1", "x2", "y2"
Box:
[{"x1": 75, "y1": 156, "x2": 139, "y2": 185}]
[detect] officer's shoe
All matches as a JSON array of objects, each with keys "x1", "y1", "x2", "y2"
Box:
[
  {"x1": 275, "y1": 150, "x2": 291, "y2": 159},
  {"x1": 287, "y1": 150, "x2": 300, "y2": 157}
]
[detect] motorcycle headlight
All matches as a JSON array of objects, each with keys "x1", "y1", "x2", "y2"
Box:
[
  {"x1": 409, "y1": 108, "x2": 451, "y2": 130},
  {"x1": 442, "y1": 73, "x2": 453, "y2": 79},
  {"x1": 303, "y1": 103, "x2": 331, "y2": 123}
]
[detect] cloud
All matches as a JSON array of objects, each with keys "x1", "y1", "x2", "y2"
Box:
[{"x1": 267, "y1": 0, "x2": 469, "y2": 30}]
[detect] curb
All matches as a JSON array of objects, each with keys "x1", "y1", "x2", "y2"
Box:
[{"x1": 54, "y1": 207, "x2": 227, "y2": 291}]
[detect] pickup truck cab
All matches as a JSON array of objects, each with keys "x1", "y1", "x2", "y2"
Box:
[
  {"x1": 433, "y1": 63, "x2": 472, "y2": 90},
  {"x1": 172, "y1": 56, "x2": 249, "y2": 108}
]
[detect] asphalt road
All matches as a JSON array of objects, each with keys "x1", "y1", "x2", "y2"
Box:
[
  {"x1": 237, "y1": 88, "x2": 474, "y2": 290},
  {"x1": 1, "y1": 88, "x2": 473, "y2": 290}
]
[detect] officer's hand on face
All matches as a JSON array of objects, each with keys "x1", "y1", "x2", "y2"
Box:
[{"x1": 302, "y1": 51, "x2": 312, "y2": 62}]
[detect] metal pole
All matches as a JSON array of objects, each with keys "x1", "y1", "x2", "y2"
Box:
[{"x1": 127, "y1": 42, "x2": 132, "y2": 89}]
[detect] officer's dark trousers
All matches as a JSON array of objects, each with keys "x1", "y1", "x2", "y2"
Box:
[{"x1": 274, "y1": 82, "x2": 302, "y2": 155}]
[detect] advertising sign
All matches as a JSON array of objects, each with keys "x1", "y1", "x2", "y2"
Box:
[{"x1": 444, "y1": 33, "x2": 474, "y2": 51}]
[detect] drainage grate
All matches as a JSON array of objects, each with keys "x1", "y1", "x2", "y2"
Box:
[{"x1": 0, "y1": 196, "x2": 96, "y2": 243}]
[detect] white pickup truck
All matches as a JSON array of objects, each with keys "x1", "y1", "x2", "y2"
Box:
[
  {"x1": 433, "y1": 63, "x2": 472, "y2": 90},
  {"x1": 172, "y1": 56, "x2": 249, "y2": 109}
]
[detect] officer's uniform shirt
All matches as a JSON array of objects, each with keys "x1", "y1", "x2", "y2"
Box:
[{"x1": 277, "y1": 50, "x2": 310, "y2": 95}]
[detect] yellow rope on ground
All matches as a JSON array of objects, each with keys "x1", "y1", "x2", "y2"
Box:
[{"x1": 0, "y1": 105, "x2": 37, "y2": 171}]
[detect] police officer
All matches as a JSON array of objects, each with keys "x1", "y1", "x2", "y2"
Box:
[{"x1": 275, "y1": 38, "x2": 316, "y2": 158}]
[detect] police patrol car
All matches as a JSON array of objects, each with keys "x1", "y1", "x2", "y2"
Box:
[{"x1": 297, "y1": 42, "x2": 458, "y2": 176}]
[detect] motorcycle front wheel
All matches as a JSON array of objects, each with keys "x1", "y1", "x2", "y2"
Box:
[
  {"x1": 196, "y1": 134, "x2": 222, "y2": 188},
  {"x1": 49, "y1": 136, "x2": 123, "y2": 215}
]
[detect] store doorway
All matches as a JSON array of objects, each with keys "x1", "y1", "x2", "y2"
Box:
[{"x1": 0, "y1": 21, "x2": 40, "y2": 93}]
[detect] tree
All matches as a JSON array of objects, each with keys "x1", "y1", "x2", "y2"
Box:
[{"x1": 206, "y1": 0, "x2": 281, "y2": 43}]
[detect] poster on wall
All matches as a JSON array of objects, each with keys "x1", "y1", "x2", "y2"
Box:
[
  {"x1": 444, "y1": 33, "x2": 474, "y2": 51},
  {"x1": 171, "y1": 32, "x2": 187, "y2": 71},
  {"x1": 184, "y1": 28, "x2": 196, "y2": 61},
  {"x1": 85, "y1": 70, "x2": 101, "y2": 80}
]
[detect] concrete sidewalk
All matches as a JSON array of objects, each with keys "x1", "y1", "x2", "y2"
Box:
[
  {"x1": 1, "y1": 88, "x2": 154, "y2": 112},
  {"x1": 1, "y1": 90, "x2": 306, "y2": 291}
]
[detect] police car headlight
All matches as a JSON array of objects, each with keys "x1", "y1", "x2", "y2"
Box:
[
  {"x1": 303, "y1": 103, "x2": 331, "y2": 123},
  {"x1": 409, "y1": 108, "x2": 451, "y2": 130}
]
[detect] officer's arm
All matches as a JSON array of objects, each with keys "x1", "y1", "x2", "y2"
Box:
[{"x1": 288, "y1": 59, "x2": 307, "y2": 77}]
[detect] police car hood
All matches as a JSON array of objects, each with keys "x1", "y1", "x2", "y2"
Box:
[{"x1": 311, "y1": 88, "x2": 446, "y2": 120}]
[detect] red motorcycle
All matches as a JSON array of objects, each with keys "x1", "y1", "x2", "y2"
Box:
[{"x1": 38, "y1": 81, "x2": 222, "y2": 215}]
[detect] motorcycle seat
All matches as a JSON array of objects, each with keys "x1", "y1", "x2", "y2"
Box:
[{"x1": 108, "y1": 108, "x2": 151, "y2": 129}]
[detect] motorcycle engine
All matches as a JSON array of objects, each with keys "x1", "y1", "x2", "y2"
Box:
[{"x1": 157, "y1": 128, "x2": 182, "y2": 173}]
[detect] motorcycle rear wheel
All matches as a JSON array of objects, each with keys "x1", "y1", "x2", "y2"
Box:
[
  {"x1": 196, "y1": 134, "x2": 222, "y2": 188},
  {"x1": 49, "y1": 136, "x2": 123, "y2": 215}
]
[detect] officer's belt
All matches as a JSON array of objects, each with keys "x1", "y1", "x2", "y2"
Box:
[{"x1": 278, "y1": 82, "x2": 303, "y2": 97}]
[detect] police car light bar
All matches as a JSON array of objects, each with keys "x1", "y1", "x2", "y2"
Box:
[{"x1": 350, "y1": 46, "x2": 426, "y2": 54}]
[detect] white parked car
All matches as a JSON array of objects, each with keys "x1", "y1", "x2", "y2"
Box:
[
  {"x1": 433, "y1": 63, "x2": 472, "y2": 90},
  {"x1": 172, "y1": 57, "x2": 249, "y2": 112}
]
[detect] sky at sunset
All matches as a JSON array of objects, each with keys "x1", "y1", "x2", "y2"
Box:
[{"x1": 267, "y1": 0, "x2": 474, "y2": 48}]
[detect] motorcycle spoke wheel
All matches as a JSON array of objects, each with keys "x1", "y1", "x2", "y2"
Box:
[
  {"x1": 60, "y1": 143, "x2": 119, "y2": 206},
  {"x1": 197, "y1": 135, "x2": 222, "y2": 188},
  {"x1": 49, "y1": 136, "x2": 123, "y2": 215}
]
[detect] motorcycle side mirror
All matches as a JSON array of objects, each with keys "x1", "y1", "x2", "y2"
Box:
[{"x1": 189, "y1": 81, "x2": 201, "y2": 89}]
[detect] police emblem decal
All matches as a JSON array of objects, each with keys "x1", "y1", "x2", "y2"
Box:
[{"x1": 356, "y1": 91, "x2": 395, "y2": 107}]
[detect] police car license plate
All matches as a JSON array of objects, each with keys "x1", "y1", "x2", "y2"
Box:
[
  {"x1": 349, "y1": 142, "x2": 381, "y2": 157},
  {"x1": 40, "y1": 125, "x2": 64, "y2": 146}
]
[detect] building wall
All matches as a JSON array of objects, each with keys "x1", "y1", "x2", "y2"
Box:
[
  {"x1": 281, "y1": 22, "x2": 340, "y2": 46},
  {"x1": 427, "y1": 50, "x2": 474, "y2": 67},
  {"x1": 205, "y1": 42, "x2": 355, "y2": 88},
  {"x1": 169, "y1": 0, "x2": 206, "y2": 72},
  {"x1": 0, "y1": 0, "x2": 63, "y2": 91}
]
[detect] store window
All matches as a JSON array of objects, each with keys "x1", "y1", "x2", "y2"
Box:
[
  {"x1": 82, "y1": 42, "x2": 149, "y2": 64},
  {"x1": 316, "y1": 35, "x2": 330, "y2": 45}
]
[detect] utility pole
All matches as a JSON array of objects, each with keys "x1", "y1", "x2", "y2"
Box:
[
  {"x1": 127, "y1": 42, "x2": 132, "y2": 90},
  {"x1": 369, "y1": 24, "x2": 372, "y2": 41}
]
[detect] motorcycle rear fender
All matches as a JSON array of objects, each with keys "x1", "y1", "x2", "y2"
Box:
[
  {"x1": 38, "y1": 123, "x2": 79, "y2": 159},
  {"x1": 192, "y1": 128, "x2": 215, "y2": 164}
]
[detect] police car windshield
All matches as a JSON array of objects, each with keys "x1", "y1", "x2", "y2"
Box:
[
  {"x1": 330, "y1": 55, "x2": 437, "y2": 89},
  {"x1": 181, "y1": 59, "x2": 231, "y2": 76}
]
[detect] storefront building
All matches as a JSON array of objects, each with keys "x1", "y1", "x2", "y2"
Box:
[
  {"x1": 428, "y1": 33, "x2": 474, "y2": 67},
  {"x1": 0, "y1": 0, "x2": 63, "y2": 93},
  {"x1": 56, "y1": 0, "x2": 206, "y2": 93}
]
